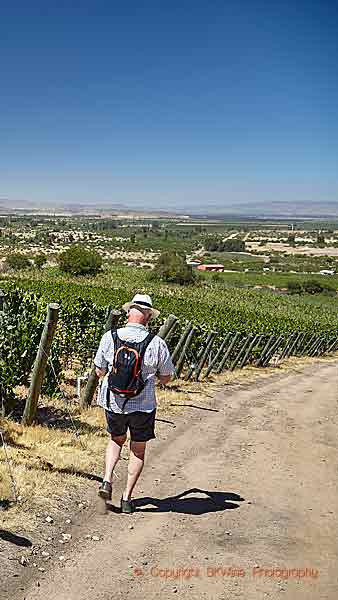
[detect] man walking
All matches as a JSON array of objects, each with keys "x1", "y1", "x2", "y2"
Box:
[{"x1": 94, "y1": 293, "x2": 174, "y2": 513}]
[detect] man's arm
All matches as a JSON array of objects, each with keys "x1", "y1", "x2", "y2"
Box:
[
  {"x1": 156, "y1": 339, "x2": 174, "y2": 385},
  {"x1": 158, "y1": 373, "x2": 171, "y2": 385},
  {"x1": 94, "y1": 335, "x2": 109, "y2": 379},
  {"x1": 95, "y1": 366, "x2": 107, "y2": 379}
]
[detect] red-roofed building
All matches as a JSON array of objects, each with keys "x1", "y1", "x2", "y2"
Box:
[{"x1": 197, "y1": 264, "x2": 224, "y2": 272}]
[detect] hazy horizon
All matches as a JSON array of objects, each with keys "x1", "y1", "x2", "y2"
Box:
[{"x1": 2, "y1": 198, "x2": 338, "y2": 219}]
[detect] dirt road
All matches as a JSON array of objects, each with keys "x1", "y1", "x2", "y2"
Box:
[{"x1": 13, "y1": 361, "x2": 338, "y2": 599}]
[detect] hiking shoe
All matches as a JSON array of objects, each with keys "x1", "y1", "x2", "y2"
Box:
[
  {"x1": 120, "y1": 497, "x2": 135, "y2": 514},
  {"x1": 98, "y1": 480, "x2": 112, "y2": 501}
]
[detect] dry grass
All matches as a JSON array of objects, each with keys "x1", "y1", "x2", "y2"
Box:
[
  {"x1": 1, "y1": 352, "x2": 337, "y2": 532},
  {"x1": 0, "y1": 402, "x2": 109, "y2": 531}
]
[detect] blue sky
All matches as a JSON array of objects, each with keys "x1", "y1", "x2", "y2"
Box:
[{"x1": 1, "y1": 1, "x2": 337, "y2": 211}]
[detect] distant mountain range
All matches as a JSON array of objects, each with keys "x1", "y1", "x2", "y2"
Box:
[
  {"x1": 0, "y1": 200, "x2": 177, "y2": 217},
  {"x1": 191, "y1": 201, "x2": 338, "y2": 219},
  {"x1": 1, "y1": 199, "x2": 338, "y2": 219}
]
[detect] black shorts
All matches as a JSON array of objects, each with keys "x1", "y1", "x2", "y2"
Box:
[{"x1": 105, "y1": 409, "x2": 156, "y2": 442}]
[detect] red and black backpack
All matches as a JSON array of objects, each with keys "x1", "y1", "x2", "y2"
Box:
[{"x1": 107, "y1": 330, "x2": 155, "y2": 404}]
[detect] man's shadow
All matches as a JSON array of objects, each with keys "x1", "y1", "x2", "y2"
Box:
[
  {"x1": 0, "y1": 530, "x2": 32, "y2": 547},
  {"x1": 132, "y1": 488, "x2": 245, "y2": 515}
]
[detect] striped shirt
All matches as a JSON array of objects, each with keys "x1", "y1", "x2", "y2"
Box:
[{"x1": 94, "y1": 323, "x2": 174, "y2": 414}]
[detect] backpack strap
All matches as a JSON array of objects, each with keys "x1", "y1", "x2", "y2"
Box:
[
  {"x1": 111, "y1": 329, "x2": 155, "y2": 360},
  {"x1": 111, "y1": 329, "x2": 121, "y2": 347},
  {"x1": 106, "y1": 383, "x2": 111, "y2": 410},
  {"x1": 106, "y1": 330, "x2": 120, "y2": 409},
  {"x1": 138, "y1": 332, "x2": 156, "y2": 362}
]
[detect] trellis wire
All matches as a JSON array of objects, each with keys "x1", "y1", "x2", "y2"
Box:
[{"x1": 44, "y1": 349, "x2": 86, "y2": 449}]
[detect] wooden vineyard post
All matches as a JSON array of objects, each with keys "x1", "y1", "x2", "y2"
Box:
[
  {"x1": 321, "y1": 335, "x2": 333, "y2": 355},
  {"x1": 104, "y1": 309, "x2": 122, "y2": 333},
  {"x1": 293, "y1": 332, "x2": 307, "y2": 356},
  {"x1": 326, "y1": 336, "x2": 338, "y2": 354},
  {"x1": 310, "y1": 336, "x2": 324, "y2": 357},
  {"x1": 303, "y1": 332, "x2": 317, "y2": 356},
  {"x1": 324, "y1": 335, "x2": 334, "y2": 354},
  {"x1": 191, "y1": 331, "x2": 217, "y2": 381},
  {"x1": 80, "y1": 309, "x2": 122, "y2": 409},
  {"x1": 306, "y1": 336, "x2": 318, "y2": 357},
  {"x1": 174, "y1": 327, "x2": 197, "y2": 379},
  {"x1": 294, "y1": 332, "x2": 307, "y2": 356},
  {"x1": 185, "y1": 338, "x2": 209, "y2": 381},
  {"x1": 324, "y1": 336, "x2": 334, "y2": 354},
  {"x1": 286, "y1": 331, "x2": 303, "y2": 358},
  {"x1": 238, "y1": 334, "x2": 260, "y2": 369},
  {"x1": 322, "y1": 336, "x2": 332, "y2": 355},
  {"x1": 322, "y1": 336, "x2": 331, "y2": 355},
  {"x1": 321, "y1": 336, "x2": 332, "y2": 355},
  {"x1": 300, "y1": 334, "x2": 316, "y2": 356},
  {"x1": 308, "y1": 335, "x2": 321, "y2": 356},
  {"x1": 185, "y1": 331, "x2": 217, "y2": 381},
  {"x1": 280, "y1": 333, "x2": 295, "y2": 359},
  {"x1": 158, "y1": 314, "x2": 179, "y2": 341},
  {"x1": 216, "y1": 331, "x2": 242, "y2": 374},
  {"x1": 171, "y1": 322, "x2": 193, "y2": 364},
  {"x1": 164, "y1": 319, "x2": 179, "y2": 344},
  {"x1": 261, "y1": 335, "x2": 284, "y2": 367},
  {"x1": 22, "y1": 303, "x2": 60, "y2": 425},
  {"x1": 203, "y1": 332, "x2": 233, "y2": 378},
  {"x1": 315, "y1": 337, "x2": 326, "y2": 356},
  {"x1": 256, "y1": 335, "x2": 275, "y2": 366},
  {"x1": 230, "y1": 335, "x2": 253, "y2": 371}
]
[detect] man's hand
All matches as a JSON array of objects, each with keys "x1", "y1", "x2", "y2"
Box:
[
  {"x1": 95, "y1": 366, "x2": 107, "y2": 379},
  {"x1": 158, "y1": 373, "x2": 172, "y2": 385}
]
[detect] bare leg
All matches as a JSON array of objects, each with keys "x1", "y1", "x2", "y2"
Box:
[
  {"x1": 122, "y1": 441, "x2": 146, "y2": 500},
  {"x1": 103, "y1": 435, "x2": 126, "y2": 482}
]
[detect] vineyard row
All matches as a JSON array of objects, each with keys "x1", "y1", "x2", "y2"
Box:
[{"x1": 1, "y1": 288, "x2": 337, "y2": 420}]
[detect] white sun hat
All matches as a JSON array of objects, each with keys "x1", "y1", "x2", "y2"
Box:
[{"x1": 122, "y1": 293, "x2": 160, "y2": 320}]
